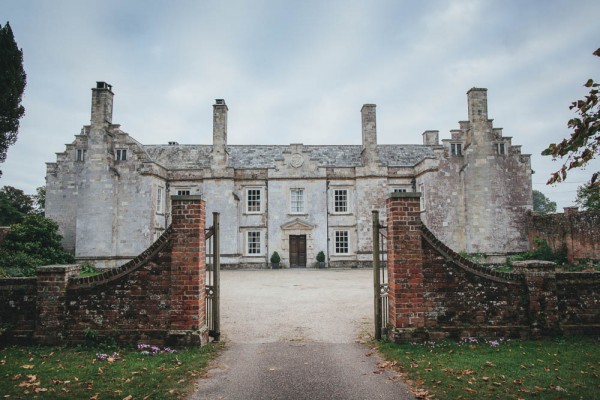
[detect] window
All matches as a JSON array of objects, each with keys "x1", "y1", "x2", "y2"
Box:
[
  {"x1": 177, "y1": 189, "x2": 191, "y2": 196},
  {"x1": 451, "y1": 143, "x2": 462, "y2": 156},
  {"x1": 335, "y1": 231, "x2": 349, "y2": 254},
  {"x1": 393, "y1": 188, "x2": 407, "y2": 193},
  {"x1": 76, "y1": 149, "x2": 86, "y2": 161},
  {"x1": 246, "y1": 188, "x2": 261, "y2": 213},
  {"x1": 157, "y1": 187, "x2": 164, "y2": 214},
  {"x1": 290, "y1": 189, "x2": 305, "y2": 213},
  {"x1": 419, "y1": 183, "x2": 425, "y2": 211},
  {"x1": 334, "y1": 189, "x2": 348, "y2": 213},
  {"x1": 116, "y1": 149, "x2": 127, "y2": 161},
  {"x1": 497, "y1": 143, "x2": 506, "y2": 155},
  {"x1": 246, "y1": 231, "x2": 261, "y2": 255}
]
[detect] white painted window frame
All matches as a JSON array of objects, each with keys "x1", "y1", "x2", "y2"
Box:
[
  {"x1": 245, "y1": 187, "x2": 262, "y2": 214},
  {"x1": 290, "y1": 188, "x2": 305, "y2": 214},
  {"x1": 334, "y1": 230, "x2": 349, "y2": 254}
]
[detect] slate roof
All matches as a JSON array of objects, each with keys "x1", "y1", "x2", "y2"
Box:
[{"x1": 143, "y1": 144, "x2": 435, "y2": 170}]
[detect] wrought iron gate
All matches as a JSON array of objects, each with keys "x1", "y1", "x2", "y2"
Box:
[
  {"x1": 205, "y1": 212, "x2": 221, "y2": 342},
  {"x1": 372, "y1": 210, "x2": 388, "y2": 340}
]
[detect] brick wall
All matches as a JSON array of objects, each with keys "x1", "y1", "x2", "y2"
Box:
[
  {"x1": 0, "y1": 196, "x2": 209, "y2": 346},
  {"x1": 0, "y1": 277, "x2": 37, "y2": 343},
  {"x1": 386, "y1": 193, "x2": 600, "y2": 343},
  {"x1": 528, "y1": 209, "x2": 600, "y2": 262}
]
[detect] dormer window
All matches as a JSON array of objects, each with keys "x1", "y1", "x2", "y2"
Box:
[
  {"x1": 497, "y1": 143, "x2": 506, "y2": 155},
  {"x1": 76, "y1": 149, "x2": 86, "y2": 161},
  {"x1": 116, "y1": 149, "x2": 127, "y2": 161},
  {"x1": 451, "y1": 143, "x2": 462, "y2": 156}
]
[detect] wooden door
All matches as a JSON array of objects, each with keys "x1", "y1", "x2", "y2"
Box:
[{"x1": 289, "y1": 235, "x2": 307, "y2": 267}]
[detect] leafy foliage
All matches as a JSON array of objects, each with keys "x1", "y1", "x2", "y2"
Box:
[
  {"x1": 506, "y1": 237, "x2": 567, "y2": 266},
  {"x1": 0, "y1": 213, "x2": 74, "y2": 276},
  {"x1": 0, "y1": 22, "x2": 27, "y2": 177},
  {"x1": 575, "y1": 182, "x2": 600, "y2": 210},
  {"x1": 32, "y1": 186, "x2": 45, "y2": 215},
  {"x1": 316, "y1": 250, "x2": 325, "y2": 262},
  {"x1": 270, "y1": 251, "x2": 281, "y2": 263},
  {"x1": 532, "y1": 190, "x2": 557, "y2": 214},
  {"x1": 0, "y1": 185, "x2": 33, "y2": 226},
  {"x1": 542, "y1": 48, "x2": 600, "y2": 188}
]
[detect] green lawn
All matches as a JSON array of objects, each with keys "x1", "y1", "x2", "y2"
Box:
[
  {"x1": 379, "y1": 336, "x2": 599, "y2": 399},
  {"x1": 0, "y1": 343, "x2": 219, "y2": 399}
]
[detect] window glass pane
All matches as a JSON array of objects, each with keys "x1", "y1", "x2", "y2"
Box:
[
  {"x1": 335, "y1": 231, "x2": 349, "y2": 254},
  {"x1": 157, "y1": 187, "x2": 163, "y2": 213},
  {"x1": 247, "y1": 189, "x2": 261, "y2": 212},
  {"x1": 247, "y1": 231, "x2": 261, "y2": 254},
  {"x1": 393, "y1": 188, "x2": 407, "y2": 193},
  {"x1": 177, "y1": 189, "x2": 191, "y2": 196},
  {"x1": 291, "y1": 189, "x2": 304, "y2": 213},
  {"x1": 116, "y1": 149, "x2": 127, "y2": 161},
  {"x1": 334, "y1": 189, "x2": 348, "y2": 213}
]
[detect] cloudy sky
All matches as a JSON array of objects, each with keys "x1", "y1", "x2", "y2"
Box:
[{"x1": 2, "y1": 0, "x2": 599, "y2": 209}]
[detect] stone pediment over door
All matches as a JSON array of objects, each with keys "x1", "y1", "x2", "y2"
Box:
[{"x1": 281, "y1": 218, "x2": 315, "y2": 231}]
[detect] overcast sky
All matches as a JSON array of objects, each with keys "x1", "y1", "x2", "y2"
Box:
[{"x1": 2, "y1": 0, "x2": 599, "y2": 210}]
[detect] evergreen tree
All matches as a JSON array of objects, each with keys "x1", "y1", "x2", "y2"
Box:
[{"x1": 0, "y1": 21, "x2": 27, "y2": 177}]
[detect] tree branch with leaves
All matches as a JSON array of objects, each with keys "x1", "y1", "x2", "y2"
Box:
[{"x1": 542, "y1": 48, "x2": 599, "y2": 188}]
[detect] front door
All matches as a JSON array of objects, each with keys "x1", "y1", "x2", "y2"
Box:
[{"x1": 289, "y1": 235, "x2": 307, "y2": 267}]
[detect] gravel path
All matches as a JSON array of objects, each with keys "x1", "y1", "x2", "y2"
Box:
[{"x1": 191, "y1": 269, "x2": 415, "y2": 400}]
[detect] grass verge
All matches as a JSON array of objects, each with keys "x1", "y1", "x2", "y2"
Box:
[
  {"x1": 378, "y1": 336, "x2": 599, "y2": 399},
  {"x1": 0, "y1": 343, "x2": 220, "y2": 399}
]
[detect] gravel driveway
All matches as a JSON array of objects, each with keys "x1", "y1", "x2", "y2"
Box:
[
  {"x1": 220, "y1": 269, "x2": 373, "y2": 344},
  {"x1": 192, "y1": 269, "x2": 415, "y2": 400}
]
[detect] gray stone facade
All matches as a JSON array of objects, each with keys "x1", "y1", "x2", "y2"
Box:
[{"x1": 46, "y1": 83, "x2": 532, "y2": 268}]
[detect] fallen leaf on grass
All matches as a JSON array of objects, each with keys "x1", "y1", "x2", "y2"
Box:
[
  {"x1": 465, "y1": 387, "x2": 478, "y2": 393},
  {"x1": 89, "y1": 393, "x2": 99, "y2": 400},
  {"x1": 12, "y1": 373, "x2": 22, "y2": 381},
  {"x1": 21, "y1": 365, "x2": 35, "y2": 369},
  {"x1": 123, "y1": 396, "x2": 133, "y2": 400},
  {"x1": 485, "y1": 361, "x2": 496, "y2": 367},
  {"x1": 34, "y1": 388, "x2": 48, "y2": 393},
  {"x1": 482, "y1": 376, "x2": 490, "y2": 382}
]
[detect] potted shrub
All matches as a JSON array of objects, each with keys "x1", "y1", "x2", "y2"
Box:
[
  {"x1": 316, "y1": 251, "x2": 326, "y2": 268},
  {"x1": 271, "y1": 251, "x2": 281, "y2": 269}
]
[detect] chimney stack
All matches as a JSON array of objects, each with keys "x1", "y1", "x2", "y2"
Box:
[
  {"x1": 361, "y1": 104, "x2": 378, "y2": 165},
  {"x1": 91, "y1": 82, "x2": 114, "y2": 128},
  {"x1": 211, "y1": 99, "x2": 228, "y2": 168}
]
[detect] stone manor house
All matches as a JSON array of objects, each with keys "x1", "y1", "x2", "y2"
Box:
[{"x1": 45, "y1": 82, "x2": 533, "y2": 268}]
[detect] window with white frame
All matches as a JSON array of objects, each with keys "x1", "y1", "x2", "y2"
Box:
[
  {"x1": 290, "y1": 188, "x2": 305, "y2": 214},
  {"x1": 333, "y1": 189, "x2": 348, "y2": 213},
  {"x1": 497, "y1": 143, "x2": 506, "y2": 155},
  {"x1": 116, "y1": 148, "x2": 127, "y2": 161},
  {"x1": 177, "y1": 189, "x2": 191, "y2": 196},
  {"x1": 246, "y1": 188, "x2": 262, "y2": 213},
  {"x1": 76, "y1": 149, "x2": 86, "y2": 161},
  {"x1": 451, "y1": 143, "x2": 462, "y2": 156},
  {"x1": 157, "y1": 187, "x2": 164, "y2": 214},
  {"x1": 393, "y1": 187, "x2": 407, "y2": 193},
  {"x1": 334, "y1": 230, "x2": 349, "y2": 254},
  {"x1": 246, "y1": 231, "x2": 261, "y2": 255}
]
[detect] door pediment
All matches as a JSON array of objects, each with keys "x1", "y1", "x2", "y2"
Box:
[{"x1": 281, "y1": 218, "x2": 314, "y2": 231}]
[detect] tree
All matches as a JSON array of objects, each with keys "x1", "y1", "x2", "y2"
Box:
[
  {"x1": 33, "y1": 186, "x2": 45, "y2": 215},
  {"x1": 0, "y1": 213, "x2": 74, "y2": 276},
  {"x1": 0, "y1": 185, "x2": 33, "y2": 225},
  {"x1": 542, "y1": 48, "x2": 599, "y2": 188},
  {"x1": 0, "y1": 22, "x2": 27, "y2": 177},
  {"x1": 575, "y1": 183, "x2": 600, "y2": 210},
  {"x1": 532, "y1": 190, "x2": 557, "y2": 214}
]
